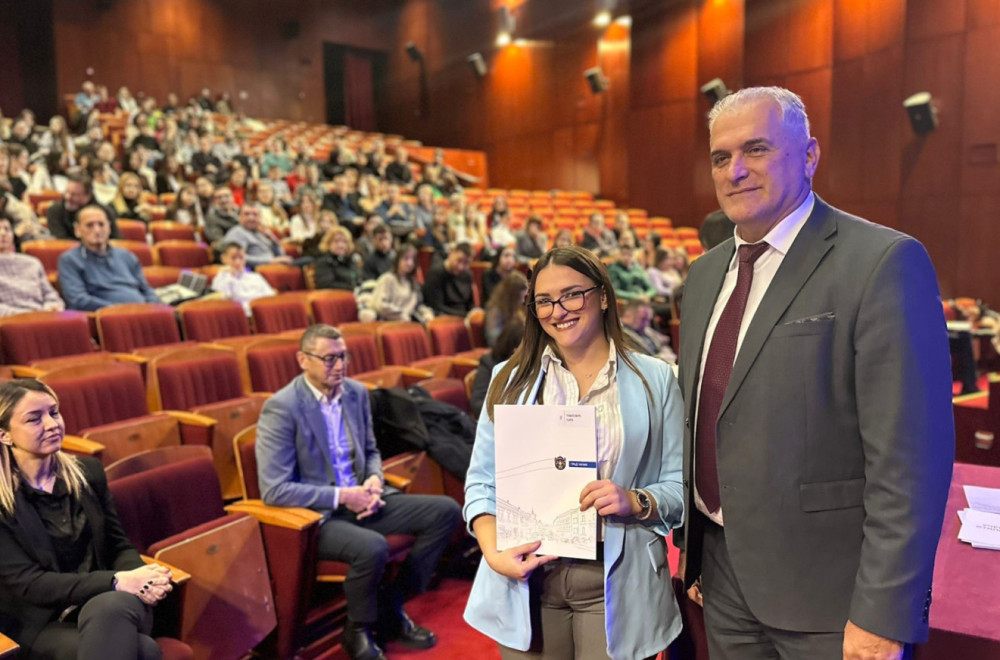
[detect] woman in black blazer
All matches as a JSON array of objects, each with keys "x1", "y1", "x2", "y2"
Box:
[{"x1": 0, "y1": 379, "x2": 172, "y2": 659}]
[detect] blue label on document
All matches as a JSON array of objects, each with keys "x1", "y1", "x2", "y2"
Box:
[{"x1": 568, "y1": 461, "x2": 597, "y2": 468}]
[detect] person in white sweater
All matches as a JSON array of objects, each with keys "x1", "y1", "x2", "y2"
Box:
[{"x1": 371, "y1": 243, "x2": 433, "y2": 323}]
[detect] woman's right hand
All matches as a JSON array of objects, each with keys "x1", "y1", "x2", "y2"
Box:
[
  {"x1": 114, "y1": 564, "x2": 173, "y2": 605},
  {"x1": 483, "y1": 540, "x2": 557, "y2": 581}
]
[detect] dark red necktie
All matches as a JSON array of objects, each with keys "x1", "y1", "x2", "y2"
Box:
[{"x1": 696, "y1": 242, "x2": 770, "y2": 513}]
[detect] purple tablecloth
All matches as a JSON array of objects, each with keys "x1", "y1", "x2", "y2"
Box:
[{"x1": 915, "y1": 462, "x2": 1000, "y2": 659}]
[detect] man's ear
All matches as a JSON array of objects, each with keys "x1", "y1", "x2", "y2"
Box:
[{"x1": 73, "y1": 223, "x2": 82, "y2": 240}]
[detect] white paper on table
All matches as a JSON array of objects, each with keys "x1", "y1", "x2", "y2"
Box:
[
  {"x1": 957, "y1": 509, "x2": 1000, "y2": 550},
  {"x1": 964, "y1": 485, "x2": 1000, "y2": 515},
  {"x1": 494, "y1": 404, "x2": 597, "y2": 560}
]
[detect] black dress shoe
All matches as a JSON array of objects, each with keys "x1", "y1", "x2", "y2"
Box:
[
  {"x1": 342, "y1": 621, "x2": 387, "y2": 660},
  {"x1": 389, "y1": 609, "x2": 437, "y2": 650}
]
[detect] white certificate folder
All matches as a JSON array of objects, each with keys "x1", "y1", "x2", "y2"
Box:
[{"x1": 494, "y1": 404, "x2": 598, "y2": 560}]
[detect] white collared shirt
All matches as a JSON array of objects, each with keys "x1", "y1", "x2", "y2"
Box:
[
  {"x1": 541, "y1": 342, "x2": 625, "y2": 540},
  {"x1": 694, "y1": 192, "x2": 815, "y2": 525},
  {"x1": 302, "y1": 377, "x2": 356, "y2": 509}
]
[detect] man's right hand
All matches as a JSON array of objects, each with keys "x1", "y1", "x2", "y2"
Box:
[
  {"x1": 340, "y1": 485, "x2": 380, "y2": 516},
  {"x1": 483, "y1": 540, "x2": 557, "y2": 581}
]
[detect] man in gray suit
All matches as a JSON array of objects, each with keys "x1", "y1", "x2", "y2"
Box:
[
  {"x1": 677, "y1": 87, "x2": 953, "y2": 659},
  {"x1": 256, "y1": 324, "x2": 461, "y2": 660}
]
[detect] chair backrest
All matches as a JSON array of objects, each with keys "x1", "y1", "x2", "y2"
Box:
[
  {"x1": 377, "y1": 321, "x2": 432, "y2": 366},
  {"x1": 116, "y1": 220, "x2": 149, "y2": 242},
  {"x1": 427, "y1": 316, "x2": 472, "y2": 356},
  {"x1": 178, "y1": 299, "x2": 251, "y2": 341},
  {"x1": 243, "y1": 338, "x2": 300, "y2": 394},
  {"x1": 142, "y1": 265, "x2": 183, "y2": 288},
  {"x1": 96, "y1": 303, "x2": 182, "y2": 352},
  {"x1": 41, "y1": 362, "x2": 149, "y2": 434},
  {"x1": 417, "y1": 377, "x2": 471, "y2": 413},
  {"x1": 343, "y1": 333, "x2": 381, "y2": 375},
  {"x1": 110, "y1": 239, "x2": 154, "y2": 267},
  {"x1": 150, "y1": 221, "x2": 197, "y2": 242},
  {"x1": 0, "y1": 311, "x2": 96, "y2": 364},
  {"x1": 309, "y1": 291, "x2": 358, "y2": 326},
  {"x1": 20, "y1": 239, "x2": 79, "y2": 274},
  {"x1": 107, "y1": 451, "x2": 226, "y2": 555},
  {"x1": 233, "y1": 425, "x2": 260, "y2": 500},
  {"x1": 106, "y1": 445, "x2": 213, "y2": 482},
  {"x1": 148, "y1": 346, "x2": 245, "y2": 411},
  {"x1": 250, "y1": 294, "x2": 310, "y2": 334},
  {"x1": 154, "y1": 240, "x2": 213, "y2": 268},
  {"x1": 466, "y1": 308, "x2": 486, "y2": 348},
  {"x1": 256, "y1": 264, "x2": 306, "y2": 292}
]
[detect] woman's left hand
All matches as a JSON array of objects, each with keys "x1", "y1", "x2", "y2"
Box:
[{"x1": 579, "y1": 480, "x2": 636, "y2": 517}]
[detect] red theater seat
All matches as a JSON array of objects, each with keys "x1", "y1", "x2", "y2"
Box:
[
  {"x1": 250, "y1": 294, "x2": 310, "y2": 334},
  {"x1": 256, "y1": 264, "x2": 306, "y2": 292},
  {"x1": 20, "y1": 239, "x2": 79, "y2": 276},
  {"x1": 417, "y1": 377, "x2": 471, "y2": 414},
  {"x1": 0, "y1": 311, "x2": 97, "y2": 365},
  {"x1": 308, "y1": 290, "x2": 358, "y2": 326},
  {"x1": 427, "y1": 315, "x2": 488, "y2": 360},
  {"x1": 177, "y1": 299, "x2": 251, "y2": 341},
  {"x1": 150, "y1": 221, "x2": 198, "y2": 243},
  {"x1": 116, "y1": 219, "x2": 149, "y2": 242},
  {"x1": 154, "y1": 240, "x2": 213, "y2": 269},
  {"x1": 96, "y1": 303, "x2": 188, "y2": 354},
  {"x1": 240, "y1": 337, "x2": 300, "y2": 394},
  {"x1": 377, "y1": 322, "x2": 479, "y2": 379}
]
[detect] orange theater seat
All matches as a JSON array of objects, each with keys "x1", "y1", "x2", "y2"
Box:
[
  {"x1": 21, "y1": 239, "x2": 79, "y2": 276},
  {"x1": 154, "y1": 240, "x2": 213, "y2": 269},
  {"x1": 427, "y1": 315, "x2": 487, "y2": 360},
  {"x1": 178, "y1": 299, "x2": 252, "y2": 342},
  {"x1": 150, "y1": 221, "x2": 197, "y2": 243},
  {"x1": 116, "y1": 219, "x2": 148, "y2": 242},
  {"x1": 110, "y1": 239, "x2": 155, "y2": 267},
  {"x1": 257, "y1": 264, "x2": 306, "y2": 292},
  {"x1": 143, "y1": 266, "x2": 183, "y2": 288}
]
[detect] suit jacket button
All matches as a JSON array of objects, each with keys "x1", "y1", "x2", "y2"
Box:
[{"x1": 684, "y1": 417, "x2": 690, "y2": 428}]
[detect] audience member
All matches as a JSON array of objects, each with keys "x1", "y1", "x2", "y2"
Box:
[
  {"x1": 296, "y1": 163, "x2": 326, "y2": 206},
  {"x1": 353, "y1": 214, "x2": 382, "y2": 260},
  {"x1": 469, "y1": 319, "x2": 524, "y2": 419},
  {"x1": 607, "y1": 234, "x2": 657, "y2": 303},
  {"x1": 0, "y1": 190, "x2": 47, "y2": 244},
  {"x1": 37, "y1": 115, "x2": 76, "y2": 166},
  {"x1": 377, "y1": 183, "x2": 417, "y2": 239},
  {"x1": 110, "y1": 172, "x2": 154, "y2": 224},
  {"x1": 57, "y1": 205, "x2": 158, "y2": 311},
  {"x1": 423, "y1": 204, "x2": 450, "y2": 261},
  {"x1": 211, "y1": 242, "x2": 276, "y2": 315},
  {"x1": 489, "y1": 211, "x2": 517, "y2": 251},
  {"x1": 167, "y1": 183, "x2": 203, "y2": 227},
  {"x1": 580, "y1": 212, "x2": 617, "y2": 257},
  {"x1": 483, "y1": 271, "x2": 527, "y2": 348},
  {"x1": 221, "y1": 203, "x2": 291, "y2": 268},
  {"x1": 612, "y1": 210, "x2": 638, "y2": 245},
  {"x1": 203, "y1": 186, "x2": 241, "y2": 250},
  {"x1": 647, "y1": 248, "x2": 685, "y2": 300},
  {"x1": 47, "y1": 173, "x2": 122, "y2": 240},
  {"x1": 256, "y1": 181, "x2": 290, "y2": 233},
  {"x1": 361, "y1": 225, "x2": 395, "y2": 281},
  {"x1": 255, "y1": 324, "x2": 461, "y2": 660},
  {"x1": 324, "y1": 173, "x2": 362, "y2": 230},
  {"x1": 0, "y1": 217, "x2": 64, "y2": 316},
  {"x1": 552, "y1": 228, "x2": 574, "y2": 249},
  {"x1": 228, "y1": 166, "x2": 250, "y2": 207},
  {"x1": 191, "y1": 134, "x2": 224, "y2": 182},
  {"x1": 5, "y1": 144, "x2": 31, "y2": 199},
  {"x1": 314, "y1": 227, "x2": 361, "y2": 291},
  {"x1": 486, "y1": 195, "x2": 509, "y2": 229},
  {"x1": 620, "y1": 299, "x2": 675, "y2": 363},
  {"x1": 371, "y1": 244, "x2": 433, "y2": 323},
  {"x1": 384, "y1": 147, "x2": 414, "y2": 188},
  {"x1": 699, "y1": 208, "x2": 735, "y2": 251},
  {"x1": 290, "y1": 193, "x2": 322, "y2": 243},
  {"x1": 423, "y1": 243, "x2": 475, "y2": 317},
  {"x1": 412, "y1": 184, "x2": 436, "y2": 232},
  {"x1": 302, "y1": 211, "x2": 339, "y2": 260},
  {"x1": 515, "y1": 216, "x2": 547, "y2": 263},
  {"x1": 481, "y1": 246, "x2": 517, "y2": 303},
  {"x1": 155, "y1": 153, "x2": 185, "y2": 194}
]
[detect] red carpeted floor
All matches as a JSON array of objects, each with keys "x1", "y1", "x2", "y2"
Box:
[{"x1": 387, "y1": 533, "x2": 683, "y2": 659}]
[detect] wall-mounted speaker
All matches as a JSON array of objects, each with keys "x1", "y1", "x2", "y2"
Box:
[
  {"x1": 903, "y1": 92, "x2": 938, "y2": 135},
  {"x1": 499, "y1": 6, "x2": 517, "y2": 35},
  {"x1": 700, "y1": 78, "x2": 730, "y2": 105},
  {"x1": 467, "y1": 53, "x2": 487, "y2": 78},
  {"x1": 405, "y1": 42, "x2": 422, "y2": 62},
  {"x1": 584, "y1": 67, "x2": 608, "y2": 94}
]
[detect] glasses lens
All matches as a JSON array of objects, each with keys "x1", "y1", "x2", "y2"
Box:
[
  {"x1": 561, "y1": 291, "x2": 587, "y2": 312},
  {"x1": 531, "y1": 301, "x2": 554, "y2": 319}
]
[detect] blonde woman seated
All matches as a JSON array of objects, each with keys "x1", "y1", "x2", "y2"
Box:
[
  {"x1": 255, "y1": 181, "x2": 289, "y2": 234},
  {"x1": 371, "y1": 243, "x2": 433, "y2": 324},
  {"x1": 110, "y1": 173, "x2": 155, "y2": 224},
  {"x1": 0, "y1": 379, "x2": 173, "y2": 659},
  {"x1": 289, "y1": 193, "x2": 321, "y2": 244},
  {"x1": 313, "y1": 227, "x2": 361, "y2": 291}
]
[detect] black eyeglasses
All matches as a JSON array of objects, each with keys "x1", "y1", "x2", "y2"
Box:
[
  {"x1": 302, "y1": 351, "x2": 351, "y2": 367},
  {"x1": 527, "y1": 285, "x2": 602, "y2": 319}
]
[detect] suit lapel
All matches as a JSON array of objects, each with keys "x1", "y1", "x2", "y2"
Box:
[
  {"x1": 682, "y1": 241, "x2": 735, "y2": 417},
  {"x1": 341, "y1": 384, "x2": 366, "y2": 481},
  {"x1": 718, "y1": 199, "x2": 838, "y2": 418}
]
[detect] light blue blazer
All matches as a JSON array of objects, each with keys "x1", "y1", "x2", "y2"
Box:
[{"x1": 463, "y1": 350, "x2": 684, "y2": 660}]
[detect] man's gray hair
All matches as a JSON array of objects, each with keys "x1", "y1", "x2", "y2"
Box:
[
  {"x1": 708, "y1": 86, "x2": 811, "y2": 144},
  {"x1": 300, "y1": 324, "x2": 343, "y2": 352}
]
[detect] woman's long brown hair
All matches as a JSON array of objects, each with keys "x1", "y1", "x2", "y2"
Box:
[{"x1": 484, "y1": 246, "x2": 649, "y2": 421}]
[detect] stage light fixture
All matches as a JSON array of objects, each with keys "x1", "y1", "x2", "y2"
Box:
[{"x1": 594, "y1": 11, "x2": 612, "y2": 27}]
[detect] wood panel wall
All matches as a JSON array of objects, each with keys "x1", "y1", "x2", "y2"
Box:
[
  {"x1": 381, "y1": 0, "x2": 1000, "y2": 304},
  {"x1": 51, "y1": 0, "x2": 397, "y2": 123}
]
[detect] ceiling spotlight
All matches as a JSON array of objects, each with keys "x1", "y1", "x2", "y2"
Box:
[
  {"x1": 498, "y1": 5, "x2": 516, "y2": 43},
  {"x1": 496, "y1": 32, "x2": 511, "y2": 47},
  {"x1": 700, "y1": 78, "x2": 731, "y2": 105},
  {"x1": 584, "y1": 67, "x2": 609, "y2": 94},
  {"x1": 614, "y1": 15, "x2": 632, "y2": 27},
  {"x1": 467, "y1": 53, "x2": 487, "y2": 78},
  {"x1": 404, "y1": 42, "x2": 422, "y2": 62},
  {"x1": 594, "y1": 11, "x2": 612, "y2": 27}
]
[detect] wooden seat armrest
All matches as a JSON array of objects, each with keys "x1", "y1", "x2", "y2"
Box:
[
  {"x1": 0, "y1": 632, "x2": 18, "y2": 658},
  {"x1": 247, "y1": 393, "x2": 272, "y2": 402},
  {"x1": 162, "y1": 410, "x2": 217, "y2": 427},
  {"x1": 384, "y1": 473, "x2": 412, "y2": 490},
  {"x1": 141, "y1": 555, "x2": 192, "y2": 584},
  {"x1": 110, "y1": 353, "x2": 149, "y2": 364},
  {"x1": 451, "y1": 358, "x2": 480, "y2": 368},
  {"x1": 225, "y1": 500, "x2": 323, "y2": 530},
  {"x1": 62, "y1": 435, "x2": 105, "y2": 455},
  {"x1": 11, "y1": 365, "x2": 44, "y2": 378},
  {"x1": 361, "y1": 381, "x2": 379, "y2": 391},
  {"x1": 398, "y1": 367, "x2": 434, "y2": 379}
]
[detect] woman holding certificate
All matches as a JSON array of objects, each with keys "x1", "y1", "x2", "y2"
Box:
[{"x1": 464, "y1": 246, "x2": 684, "y2": 660}]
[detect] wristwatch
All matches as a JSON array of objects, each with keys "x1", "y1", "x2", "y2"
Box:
[{"x1": 632, "y1": 489, "x2": 652, "y2": 520}]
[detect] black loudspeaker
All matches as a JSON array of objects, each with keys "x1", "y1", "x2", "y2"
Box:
[
  {"x1": 467, "y1": 53, "x2": 487, "y2": 78},
  {"x1": 405, "y1": 42, "x2": 422, "y2": 62},
  {"x1": 700, "y1": 78, "x2": 730, "y2": 105},
  {"x1": 281, "y1": 20, "x2": 300, "y2": 40},
  {"x1": 584, "y1": 67, "x2": 608, "y2": 94},
  {"x1": 903, "y1": 92, "x2": 938, "y2": 135}
]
